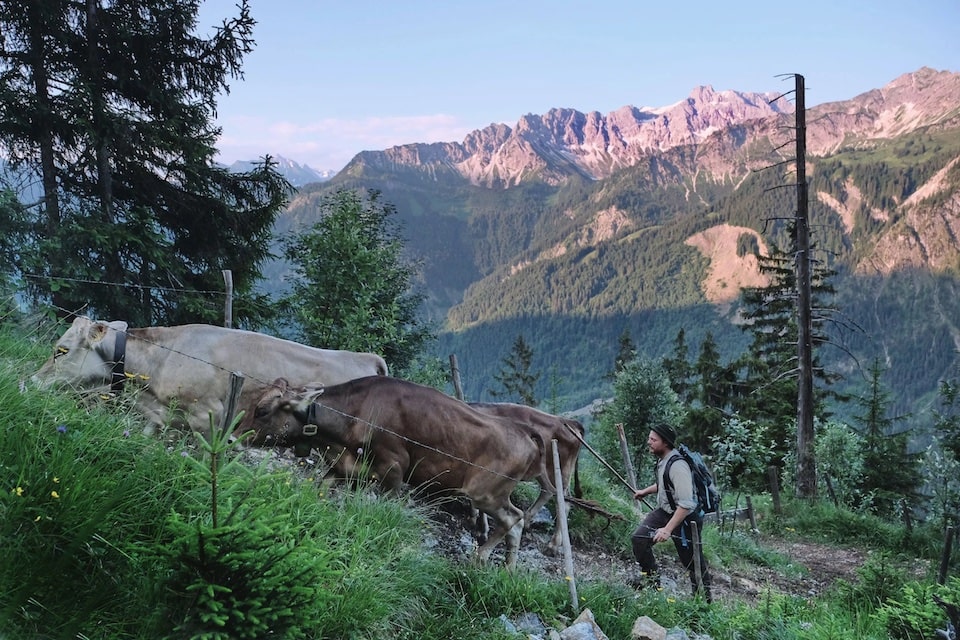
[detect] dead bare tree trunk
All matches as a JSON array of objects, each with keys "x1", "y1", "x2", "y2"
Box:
[{"x1": 794, "y1": 73, "x2": 817, "y2": 499}]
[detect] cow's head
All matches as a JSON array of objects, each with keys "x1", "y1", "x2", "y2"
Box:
[
  {"x1": 33, "y1": 317, "x2": 129, "y2": 390},
  {"x1": 236, "y1": 377, "x2": 323, "y2": 450}
]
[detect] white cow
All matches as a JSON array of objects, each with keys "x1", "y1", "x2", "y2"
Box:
[{"x1": 33, "y1": 317, "x2": 388, "y2": 437}]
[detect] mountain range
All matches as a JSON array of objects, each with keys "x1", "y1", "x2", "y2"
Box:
[
  {"x1": 228, "y1": 156, "x2": 333, "y2": 187},
  {"x1": 271, "y1": 67, "x2": 960, "y2": 426}
]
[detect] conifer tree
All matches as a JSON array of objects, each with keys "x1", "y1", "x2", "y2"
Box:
[
  {"x1": 735, "y1": 235, "x2": 839, "y2": 470},
  {"x1": 686, "y1": 332, "x2": 736, "y2": 450},
  {"x1": 935, "y1": 373, "x2": 960, "y2": 463},
  {"x1": 661, "y1": 328, "x2": 692, "y2": 399},
  {"x1": 278, "y1": 188, "x2": 433, "y2": 373},
  {"x1": 608, "y1": 326, "x2": 637, "y2": 380},
  {"x1": 0, "y1": 0, "x2": 289, "y2": 325},
  {"x1": 491, "y1": 334, "x2": 540, "y2": 406},
  {"x1": 855, "y1": 357, "x2": 919, "y2": 517}
]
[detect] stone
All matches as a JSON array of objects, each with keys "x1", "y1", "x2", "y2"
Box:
[
  {"x1": 630, "y1": 615, "x2": 666, "y2": 640},
  {"x1": 559, "y1": 608, "x2": 608, "y2": 640}
]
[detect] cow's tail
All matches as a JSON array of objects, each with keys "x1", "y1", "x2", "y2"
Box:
[
  {"x1": 568, "y1": 419, "x2": 585, "y2": 498},
  {"x1": 531, "y1": 431, "x2": 556, "y2": 493}
]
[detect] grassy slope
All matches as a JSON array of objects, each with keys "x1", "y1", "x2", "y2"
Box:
[{"x1": 1, "y1": 318, "x2": 956, "y2": 639}]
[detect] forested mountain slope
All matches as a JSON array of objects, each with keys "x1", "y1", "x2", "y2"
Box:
[{"x1": 269, "y1": 68, "x2": 960, "y2": 422}]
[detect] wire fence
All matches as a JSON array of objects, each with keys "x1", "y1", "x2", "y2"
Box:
[
  {"x1": 21, "y1": 273, "x2": 230, "y2": 297},
  {"x1": 7, "y1": 295, "x2": 539, "y2": 486}
]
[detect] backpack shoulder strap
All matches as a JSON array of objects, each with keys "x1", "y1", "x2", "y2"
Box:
[{"x1": 661, "y1": 450, "x2": 689, "y2": 511}]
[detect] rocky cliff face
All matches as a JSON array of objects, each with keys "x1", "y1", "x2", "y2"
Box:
[
  {"x1": 347, "y1": 68, "x2": 959, "y2": 193},
  {"x1": 806, "y1": 67, "x2": 960, "y2": 156},
  {"x1": 350, "y1": 86, "x2": 793, "y2": 188}
]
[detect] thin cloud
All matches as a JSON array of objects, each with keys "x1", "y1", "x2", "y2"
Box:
[{"x1": 215, "y1": 113, "x2": 488, "y2": 172}]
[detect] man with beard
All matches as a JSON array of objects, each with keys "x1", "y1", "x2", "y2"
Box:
[{"x1": 630, "y1": 423, "x2": 712, "y2": 603}]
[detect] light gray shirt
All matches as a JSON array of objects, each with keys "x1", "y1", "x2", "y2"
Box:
[{"x1": 656, "y1": 450, "x2": 697, "y2": 513}]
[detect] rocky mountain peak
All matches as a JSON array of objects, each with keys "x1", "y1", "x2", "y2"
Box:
[
  {"x1": 343, "y1": 68, "x2": 959, "y2": 190},
  {"x1": 806, "y1": 68, "x2": 960, "y2": 155}
]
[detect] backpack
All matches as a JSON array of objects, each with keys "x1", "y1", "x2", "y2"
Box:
[{"x1": 662, "y1": 444, "x2": 721, "y2": 516}]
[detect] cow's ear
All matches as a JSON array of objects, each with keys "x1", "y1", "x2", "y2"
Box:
[
  {"x1": 304, "y1": 386, "x2": 325, "y2": 404},
  {"x1": 86, "y1": 320, "x2": 127, "y2": 343},
  {"x1": 87, "y1": 322, "x2": 110, "y2": 343}
]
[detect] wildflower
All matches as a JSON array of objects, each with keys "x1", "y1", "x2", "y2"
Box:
[
  {"x1": 180, "y1": 451, "x2": 189, "y2": 457},
  {"x1": 51, "y1": 491, "x2": 60, "y2": 499},
  {"x1": 123, "y1": 430, "x2": 130, "y2": 438},
  {"x1": 13, "y1": 486, "x2": 24, "y2": 496},
  {"x1": 53, "y1": 477, "x2": 60, "y2": 483},
  {"x1": 56, "y1": 425, "x2": 67, "y2": 434}
]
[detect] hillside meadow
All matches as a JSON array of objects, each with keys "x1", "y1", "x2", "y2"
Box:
[{"x1": 1, "y1": 316, "x2": 958, "y2": 639}]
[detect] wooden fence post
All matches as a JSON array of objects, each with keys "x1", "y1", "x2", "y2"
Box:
[
  {"x1": 768, "y1": 466, "x2": 782, "y2": 515},
  {"x1": 615, "y1": 423, "x2": 638, "y2": 491},
  {"x1": 616, "y1": 424, "x2": 642, "y2": 516},
  {"x1": 449, "y1": 354, "x2": 464, "y2": 401},
  {"x1": 746, "y1": 496, "x2": 758, "y2": 532},
  {"x1": 938, "y1": 525, "x2": 955, "y2": 585},
  {"x1": 691, "y1": 520, "x2": 704, "y2": 596},
  {"x1": 553, "y1": 439, "x2": 579, "y2": 615},
  {"x1": 222, "y1": 269, "x2": 233, "y2": 329},
  {"x1": 448, "y1": 354, "x2": 486, "y2": 540}
]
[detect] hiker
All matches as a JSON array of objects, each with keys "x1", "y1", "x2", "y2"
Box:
[{"x1": 630, "y1": 423, "x2": 712, "y2": 602}]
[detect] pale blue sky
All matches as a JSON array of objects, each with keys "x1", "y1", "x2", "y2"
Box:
[{"x1": 198, "y1": 0, "x2": 960, "y2": 172}]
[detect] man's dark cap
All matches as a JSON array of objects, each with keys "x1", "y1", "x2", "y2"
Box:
[{"x1": 651, "y1": 423, "x2": 677, "y2": 448}]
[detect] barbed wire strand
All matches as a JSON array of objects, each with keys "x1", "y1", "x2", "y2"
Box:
[{"x1": 23, "y1": 273, "x2": 228, "y2": 297}]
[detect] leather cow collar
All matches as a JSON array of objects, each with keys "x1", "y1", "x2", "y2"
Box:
[{"x1": 110, "y1": 331, "x2": 127, "y2": 393}]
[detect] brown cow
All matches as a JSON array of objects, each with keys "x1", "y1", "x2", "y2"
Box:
[
  {"x1": 469, "y1": 402, "x2": 583, "y2": 553},
  {"x1": 238, "y1": 376, "x2": 547, "y2": 569}
]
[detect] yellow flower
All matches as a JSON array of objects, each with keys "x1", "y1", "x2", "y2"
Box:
[
  {"x1": 14, "y1": 486, "x2": 24, "y2": 496},
  {"x1": 53, "y1": 477, "x2": 60, "y2": 483},
  {"x1": 51, "y1": 491, "x2": 60, "y2": 499}
]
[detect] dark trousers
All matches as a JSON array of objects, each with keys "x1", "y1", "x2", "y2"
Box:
[{"x1": 631, "y1": 507, "x2": 712, "y2": 600}]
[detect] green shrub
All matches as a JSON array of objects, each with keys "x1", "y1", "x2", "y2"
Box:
[
  {"x1": 874, "y1": 577, "x2": 960, "y2": 640},
  {"x1": 831, "y1": 552, "x2": 910, "y2": 613},
  {"x1": 151, "y1": 424, "x2": 338, "y2": 639}
]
